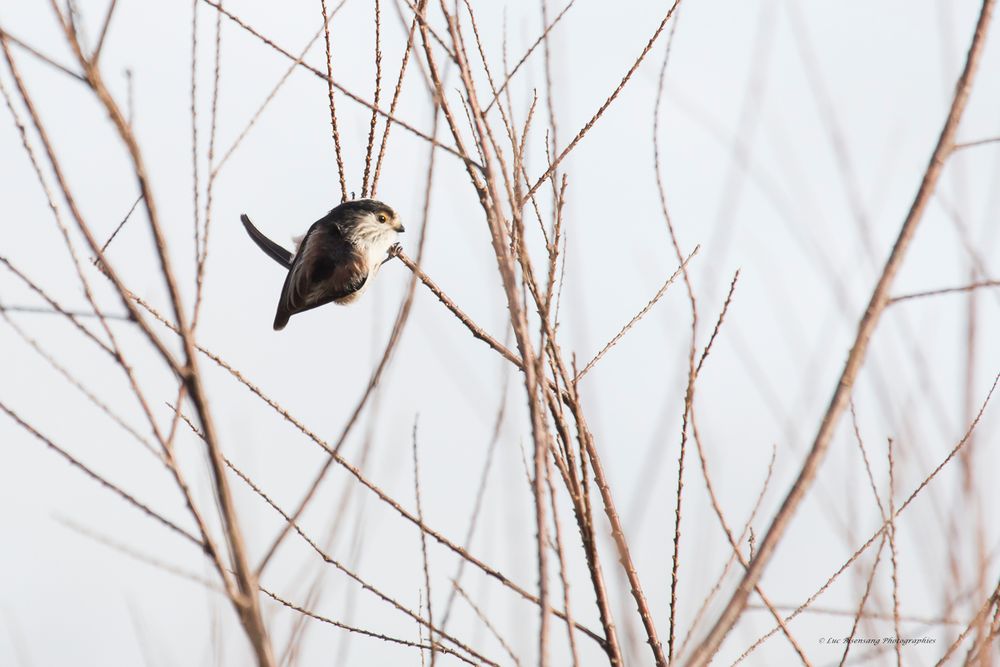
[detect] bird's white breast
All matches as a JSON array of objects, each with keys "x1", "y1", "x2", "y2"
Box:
[
  {"x1": 348, "y1": 223, "x2": 398, "y2": 299},
  {"x1": 362, "y1": 228, "x2": 397, "y2": 271}
]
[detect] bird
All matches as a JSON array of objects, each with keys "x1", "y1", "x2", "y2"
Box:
[{"x1": 240, "y1": 199, "x2": 405, "y2": 330}]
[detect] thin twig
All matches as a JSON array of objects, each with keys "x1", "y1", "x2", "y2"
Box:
[
  {"x1": 650, "y1": 19, "x2": 699, "y2": 662},
  {"x1": 482, "y1": 0, "x2": 577, "y2": 113},
  {"x1": 97, "y1": 194, "x2": 143, "y2": 257},
  {"x1": 888, "y1": 281, "x2": 1000, "y2": 305},
  {"x1": 576, "y1": 245, "x2": 699, "y2": 381},
  {"x1": 952, "y1": 136, "x2": 1000, "y2": 151},
  {"x1": 546, "y1": 452, "x2": 579, "y2": 667},
  {"x1": 0, "y1": 403, "x2": 203, "y2": 550},
  {"x1": 849, "y1": 402, "x2": 887, "y2": 520},
  {"x1": 0, "y1": 28, "x2": 85, "y2": 82},
  {"x1": 0, "y1": 304, "x2": 129, "y2": 321},
  {"x1": 193, "y1": 0, "x2": 224, "y2": 328},
  {"x1": 451, "y1": 581, "x2": 521, "y2": 666},
  {"x1": 390, "y1": 247, "x2": 524, "y2": 367},
  {"x1": 696, "y1": 271, "x2": 740, "y2": 375},
  {"x1": 92, "y1": 0, "x2": 119, "y2": 62},
  {"x1": 56, "y1": 515, "x2": 218, "y2": 591},
  {"x1": 887, "y1": 438, "x2": 902, "y2": 666},
  {"x1": 261, "y1": 588, "x2": 477, "y2": 665},
  {"x1": 190, "y1": 0, "x2": 201, "y2": 278},
  {"x1": 0, "y1": 307, "x2": 158, "y2": 459},
  {"x1": 934, "y1": 585, "x2": 1000, "y2": 666}
]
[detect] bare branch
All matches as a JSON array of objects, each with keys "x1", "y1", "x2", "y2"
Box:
[
  {"x1": 92, "y1": 0, "x2": 119, "y2": 62},
  {"x1": 0, "y1": 28, "x2": 85, "y2": 82},
  {"x1": 888, "y1": 280, "x2": 1000, "y2": 305}
]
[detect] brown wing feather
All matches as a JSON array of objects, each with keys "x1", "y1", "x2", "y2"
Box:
[{"x1": 273, "y1": 221, "x2": 368, "y2": 330}]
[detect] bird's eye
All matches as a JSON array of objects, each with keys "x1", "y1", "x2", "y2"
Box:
[{"x1": 377, "y1": 214, "x2": 388, "y2": 223}]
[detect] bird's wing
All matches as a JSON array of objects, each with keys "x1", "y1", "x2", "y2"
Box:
[
  {"x1": 272, "y1": 222, "x2": 368, "y2": 330},
  {"x1": 241, "y1": 214, "x2": 294, "y2": 269}
]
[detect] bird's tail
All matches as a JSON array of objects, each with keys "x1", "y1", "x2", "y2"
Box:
[
  {"x1": 240, "y1": 214, "x2": 294, "y2": 269},
  {"x1": 273, "y1": 309, "x2": 290, "y2": 331}
]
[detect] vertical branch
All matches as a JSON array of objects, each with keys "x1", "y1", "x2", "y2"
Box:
[
  {"x1": 189, "y1": 0, "x2": 201, "y2": 275},
  {"x1": 651, "y1": 12, "x2": 697, "y2": 666},
  {"x1": 887, "y1": 439, "x2": 902, "y2": 667},
  {"x1": 92, "y1": 0, "x2": 119, "y2": 62},
  {"x1": 320, "y1": 0, "x2": 348, "y2": 201},
  {"x1": 546, "y1": 453, "x2": 580, "y2": 666},
  {"x1": 370, "y1": 0, "x2": 422, "y2": 196},
  {"x1": 361, "y1": 0, "x2": 383, "y2": 197},
  {"x1": 540, "y1": 367, "x2": 622, "y2": 665},
  {"x1": 124, "y1": 68, "x2": 134, "y2": 126},
  {"x1": 587, "y1": 442, "x2": 664, "y2": 665},
  {"x1": 412, "y1": 418, "x2": 437, "y2": 666},
  {"x1": 193, "y1": 0, "x2": 223, "y2": 329},
  {"x1": 538, "y1": 0, "x2": 561, "y2": 182}
]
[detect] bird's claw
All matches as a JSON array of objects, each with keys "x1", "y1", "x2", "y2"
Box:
[{"x1": 388, "y1": 242, "x2": 403, "y2": 258}]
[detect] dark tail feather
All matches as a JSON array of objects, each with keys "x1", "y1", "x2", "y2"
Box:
[
  {"x1": 241, "y1": 214, "x2": 294, "y2": 269},
  {"x1": 273, "y1": 308, "x2": 290, "y2": 330}
]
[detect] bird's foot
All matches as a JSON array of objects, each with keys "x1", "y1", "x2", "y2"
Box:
[{"x1": 388, "y1": 242, "x2": 403, "y2": 258}]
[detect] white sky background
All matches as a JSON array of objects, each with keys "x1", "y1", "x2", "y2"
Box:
[{"x1": 2, "y1": 0, "x2": 1000, "y2": 665}]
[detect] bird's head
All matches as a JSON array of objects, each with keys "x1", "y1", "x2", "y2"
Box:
[{"x1": 335, "y1": 198, "x2": 405, "y2": 236}]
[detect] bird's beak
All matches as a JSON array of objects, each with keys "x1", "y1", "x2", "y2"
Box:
[{"x1": 395, "y1": 222, "x2": 406, "y2": 233}]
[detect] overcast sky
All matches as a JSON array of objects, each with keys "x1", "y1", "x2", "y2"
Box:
[{"x1": 2, "y1": 1, "x2": 1000, "y2": 665}]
